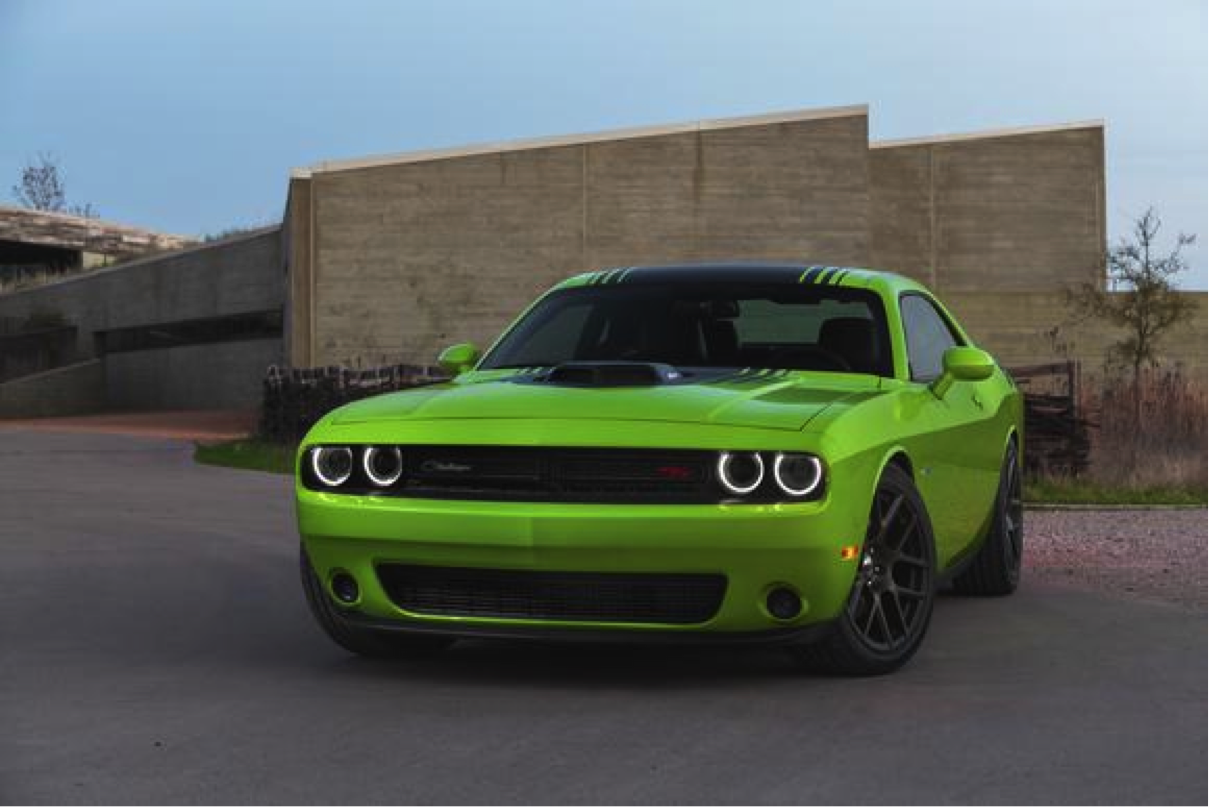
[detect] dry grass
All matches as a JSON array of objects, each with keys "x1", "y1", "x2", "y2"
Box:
[{"x1": 1079, "y1": 369, "x2": 1207, "y2": 491}]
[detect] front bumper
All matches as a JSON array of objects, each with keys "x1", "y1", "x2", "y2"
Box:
[{"x1": 297, "y1": 487, "x2": 867, "y2": 636}]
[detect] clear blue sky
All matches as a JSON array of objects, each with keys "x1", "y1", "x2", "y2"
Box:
[{"x1": 2, "y1": 0, "x2": 1205, "y2": 287}]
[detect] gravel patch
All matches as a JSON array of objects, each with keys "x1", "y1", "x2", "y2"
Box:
[{"x1": 1024, "y1": 508, "x2": 1207, "y2": 611}]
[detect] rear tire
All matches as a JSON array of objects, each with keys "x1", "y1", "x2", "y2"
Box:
[
  {"x1": 789, "y1": 465, "x2": 937, "y2": 676},
  {"x1": 952, "y1": 440, "x2": 1023, "y2": 596},
  {"x1": 300, "y1": 548, "x2": 454, "y2": 659}
]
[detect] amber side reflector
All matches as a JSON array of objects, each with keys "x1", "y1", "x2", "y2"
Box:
[{"x1": 840, "y1": 545, "x2": 860, "y2": 561}]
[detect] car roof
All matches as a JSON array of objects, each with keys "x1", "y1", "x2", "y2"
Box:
[{"x1": 554, "y1": 262, "x2": 932, "y2": 297}]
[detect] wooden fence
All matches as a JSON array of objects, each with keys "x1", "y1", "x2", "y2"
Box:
[
  {"x1": 1010, "y1": 361, "x2": 1092, "y2": 476},
  {"x1": 259, "y1": 364, "x2": 447, "y2": 442}
]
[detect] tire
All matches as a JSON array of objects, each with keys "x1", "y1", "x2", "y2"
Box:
[
  {"x1": 300, "y1": 548, "x2": 454, "y2": 659},
  {"x1": 788, "y1": 464, "x2": 937, "y2": 676},
  {"x1": 952, "y1": 440, "x2": 1023, "y2": 596}
]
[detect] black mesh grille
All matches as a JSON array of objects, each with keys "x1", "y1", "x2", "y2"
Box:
[
  {"x1": 377, "y1": 565, "x2": 727, "y2": 625},
  {"x1": 392, "y1": 446, "x2": 717, "y2": 503}
]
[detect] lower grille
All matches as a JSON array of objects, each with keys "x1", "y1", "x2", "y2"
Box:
[{"x1": 377, "y1": 565, "x2": 727, "y2": 625}]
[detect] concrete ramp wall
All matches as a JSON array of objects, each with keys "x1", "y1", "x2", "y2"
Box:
[{"x1": 0, "y1": 359, "x2": 104, "y2": 418}]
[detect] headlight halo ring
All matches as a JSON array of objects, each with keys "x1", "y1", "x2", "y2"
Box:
[
  {"x1": 362, "y1": 445, "x2": 404, "y2": 487},
  {"x1": 310, "y1": 445, "x2": 354, "y2": 487},
  {"x1": 717, "y1": 451, "x2": 765, "y2": 496},
  {"x1": 773, "y1": 452, "x2": 824, "y2": 497}
]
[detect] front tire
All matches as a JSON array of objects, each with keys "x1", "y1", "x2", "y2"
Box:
[
  {"x1": 952, "y1": 440, "x2": 1023, "y2": 596},
  {"x1": 300, "y1": 548, "x2": 454, "y2": 659},
  {"x1": 789, "y1": 464, "x2": 937, "y2": 676}
]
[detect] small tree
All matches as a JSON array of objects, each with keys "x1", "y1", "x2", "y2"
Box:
[
  {"x1": 13, "y1": 153, "x2": 66, "y2": 211},
  {"x1": 1075, "y1": 207, "x2": 1197, "y2": 416},
  {"x1": 11, "y1": 153, "x2": 96, "y2": 217}
]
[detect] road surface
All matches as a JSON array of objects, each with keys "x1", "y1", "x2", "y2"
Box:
[{"x1": 1, "y1": 430, "x2": 1204, "y2": 804}]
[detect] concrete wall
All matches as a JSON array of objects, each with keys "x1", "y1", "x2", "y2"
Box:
[
  {"x1": 870, "y1": 123, "x2": 1105, "y2": 292},
  {"x1": 290, "y1": 111, "x2": 1117, "y2": 371},
  {"x1": 105, "y1": 340, "x2": 280, "y2": 410},
  {"x1": 290, "y1": 107, "x2": 872, "y2": 367},
  {"x1": 0, "y1": 360, "x2": 104, "y2": 418},
  {"x1": 0, "y1": 228, "x2": 284, "y2": 411},
  {"x1": 945, "y1": 291, "x2": 1207, "y2": 376}
]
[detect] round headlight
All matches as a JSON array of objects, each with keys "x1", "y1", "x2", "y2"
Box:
[
  {"x1": 717, "y1": 451, "x2": 764, "y2": 495},
  {"x1": 363, "y1": 446, "x2": 403, "y2": 487},
  {"x1": 311, "y1": 446, "x2": 353, "y2": 487},
  {"x1": 773, "y1": 453, "x2": 823, "y2": 497}
]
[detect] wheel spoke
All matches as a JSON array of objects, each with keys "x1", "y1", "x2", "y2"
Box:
[
  {"x1": 862, "y1": 596, "x2": 880, "y2": 636},
  {"x1": 888, "y1": 590, "x2": 909, "y2": 638},
  {"x1": 889, "y1": 513, "x2": 918, "y2": 551},
  {"x1": 875, "y1": 494, "x2": 904, "y2": 544},
  {"x1": 874, "y1": 596, "x2": 893, "y2": 644}
]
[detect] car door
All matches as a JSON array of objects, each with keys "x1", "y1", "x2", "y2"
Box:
[{"x1": 899, "y1": 293, "x2": 1002, "y2": 566}]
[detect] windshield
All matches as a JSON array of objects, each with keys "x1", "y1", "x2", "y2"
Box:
[{"x1": 481, "y1": 282, "x2": 892, "y2": 376}]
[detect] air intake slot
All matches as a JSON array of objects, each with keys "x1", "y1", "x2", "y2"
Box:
[{"x1": 542, "y1": 361, "x2": 682, "y2": 387}]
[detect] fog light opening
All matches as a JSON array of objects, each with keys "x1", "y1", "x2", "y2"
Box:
[
  {"x1": 330, "y1": 571, "x2": 360, "y2": 605},
  {"x1": 766, "y1": 586, "x2": 802, "y2": 621}
]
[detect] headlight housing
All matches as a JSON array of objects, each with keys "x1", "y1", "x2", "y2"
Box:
[
  {"x1": 310, "y1": 446, "x2": 354, "y2": 487},
  {"x1": 717, "y1": 451, "x2": 765, "y2": 495},
  {"x1": 716, "y1": 450, "x2": 824, "y2": 501},
  {"x1": 363, "y1": 446, "x2": 404, "y2": 487},
  {"x1": 772, "y1": 452, "x2": 824, "y2": 497}
]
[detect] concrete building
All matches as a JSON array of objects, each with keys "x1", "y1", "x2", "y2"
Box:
[
  {"x1": 287, "y1": 106, "x2": 1202, "y2": 375},
  {"x1": 0, "y1": 205, "x2": 193, "y2": 285},
  {"x1": 0, "y1": 104, "x2": 1204, "y2": 419},
  {"x1": 0, "y1": 228, "x2": 282, "y2": 416}
]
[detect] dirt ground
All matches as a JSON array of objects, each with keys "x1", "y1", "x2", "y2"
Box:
[
  {"x1": 0, "y1": 409, "x2": 257, "y2": 443},
  {"x1": 1025, "y1": 508, "x2": 1207, "y2": 611}
]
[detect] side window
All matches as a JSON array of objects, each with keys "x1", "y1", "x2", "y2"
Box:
[{"x1": 901, "y1": 295, "x2": 959, "y2": 381}]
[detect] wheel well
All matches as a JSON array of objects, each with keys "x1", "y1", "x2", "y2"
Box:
[{"x1": 886, "y1": 451, "x2": 914, "y2": 480}]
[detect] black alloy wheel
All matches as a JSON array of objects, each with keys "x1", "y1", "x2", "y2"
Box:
[
  {"x1": 789, "y1": 464, "x2": 936, "y2": 675},
  {"x1": 953, "y1": 440, "x2": 1024, "y2": 596}
]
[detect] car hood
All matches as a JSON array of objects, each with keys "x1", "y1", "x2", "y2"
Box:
[{"x1": 331, "y1": 370, "x2": 885, "y2": 432}]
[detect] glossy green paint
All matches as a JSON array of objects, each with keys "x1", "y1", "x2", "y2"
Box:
[
  {"x1": 296, "y1": 267, "x2": 1023, "y2": 636},
  {"x1": 436, "y1": 342, "x2": 481, "y2": 376}
]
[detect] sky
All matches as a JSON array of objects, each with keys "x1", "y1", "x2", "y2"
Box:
[{"x1": 1, "y1": 0, "x2": 1205, "y2": 287}]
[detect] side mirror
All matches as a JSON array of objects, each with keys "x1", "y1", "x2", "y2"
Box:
[
  {"x1": 930, "y1": 346, "x2": 995, "y2": 398},
  {"x1": 437, "y1": 342, "x2": 481, "y2": 376}
]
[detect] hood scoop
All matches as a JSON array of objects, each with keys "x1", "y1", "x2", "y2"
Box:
[{"x1": 538, "y1": 361, "x2": 684, "y2": 387}]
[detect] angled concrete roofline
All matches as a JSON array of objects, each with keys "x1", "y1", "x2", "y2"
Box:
[
  {"x1": 292, "y1": 104, "x2": 870, "y2": 177},
  {"x1": 0, "y1": 224, "x2": 281, "y2": 299},
  {"x1": 870, "y1": 119, "x2": 1105, "y2": 149},
  {"x1": 0, "y1": 203, "x2": 194, "y2": 243}
]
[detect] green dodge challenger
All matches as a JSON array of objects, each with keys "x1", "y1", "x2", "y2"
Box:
[{"x1": 296, "y1": 264, "x2": 1024, "y2": 675}]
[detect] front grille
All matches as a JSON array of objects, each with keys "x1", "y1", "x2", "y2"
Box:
[
  {"x1": 392, "y1": 446, "x2": 717, "y2": 503},
  {"x1": 377, "y1": 565, "x2": 727, "y2": 625}
]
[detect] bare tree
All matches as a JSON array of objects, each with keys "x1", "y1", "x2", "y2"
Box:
[
  {"x1": 1074, "y1": 207, "x2": 1197, "y2": 414},
  {"x1": 12, "y1": 153, "x2": 66, "y2": 211},
  {"x1": 11, "y1": 153, "x2": 96, "y2": 217}
]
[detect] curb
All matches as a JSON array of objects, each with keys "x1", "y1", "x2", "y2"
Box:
[{"x1": 1025, "y1": 503, "x2": 1206, "y2": 512}]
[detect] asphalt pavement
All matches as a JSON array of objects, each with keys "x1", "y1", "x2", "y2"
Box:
[{"x1": 1, "y1": 429, "x2": 1204, "y2": 805}]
